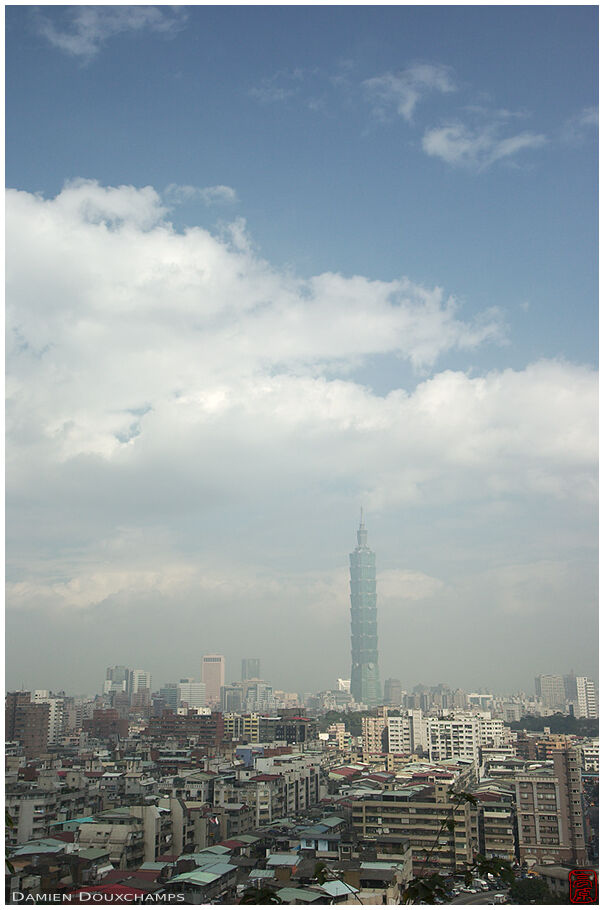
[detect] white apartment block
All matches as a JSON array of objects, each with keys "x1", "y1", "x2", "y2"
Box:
[
  {"x1": 580, "y1": 738, "x2": 598, "y2": 773},
  {"x1": 576, "y1": 677, "x2": 598, "y2": 718},
  {"x1": 387, "y1": 716, "x2": 412, "y2": 754},
  {"x1": 426, "y1": 717, "x2": 480, "y2": 763}
]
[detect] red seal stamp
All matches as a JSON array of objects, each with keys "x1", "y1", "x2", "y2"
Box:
[{"x1": 569, "y1": 868, "x2": 598, "y2": 904}]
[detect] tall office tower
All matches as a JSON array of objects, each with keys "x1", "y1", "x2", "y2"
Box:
[
  {"x1": 159, "y1": 683, "x2": 179, "y2": 712},
  {"x1": 104, "y1": 666, "x2": 129, "y2": 695},
  {"x1": 241, "y1": 658, "x2": 261, "y2": 681},
  {"x1": 576, "y1": 677, "x2": 598, "y2": 718},
  {"x1": 564, "y1": 672, "x2": 578, "y2": 702},
  {"x1": 384, "y1": 678, "x2": 402, "y2": 706},
  {"x1": 534, "y1": 674, "x2": 565, "y2": 710},
  {"x1": 202, "y1": 655, "x2": 225, "y2": 706},
  {"x1": 350, "y1": 514, "x2": 381, "y2": 707},
  {"x1": 128, "y1": 669, "x2": 152, "y2": 697},
  {"x1": 221, "y1": 683, "x2": 244, "y2": 712},
  {"x1": 177, "y1": 679, "x2": 206, "y2": 709}
]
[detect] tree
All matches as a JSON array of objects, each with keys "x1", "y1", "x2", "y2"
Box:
[{"x1": 509, "y1": 877, "x2": 561, "y2": 904}]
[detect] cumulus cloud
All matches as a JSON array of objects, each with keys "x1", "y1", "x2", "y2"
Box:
[
  {"x1": 5, "y1": 180, "x2": 597, "y2": 689},
  {"x1": 164, "y1": 184, "x2": 238, "y2": 206},
  {"x1": 422, "y1": 121, "x2": 547, "y2": 170},
  {"x1": 364, "y1": 63, "x2": 456, "y2": 121},
  {"x1": 37, "y1": 6, "x2": 187, "y2": 60}
]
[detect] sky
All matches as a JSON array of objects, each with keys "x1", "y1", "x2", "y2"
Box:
[{"x1": 5, "y1": 5, "x2": 598, "y2": 698}]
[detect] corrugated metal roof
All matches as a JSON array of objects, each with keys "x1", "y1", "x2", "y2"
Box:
[
  {"x1": 320, "y1": 880, "x2": 359, "y2": 897},
  {"x1": 276, "y1": 888, "x2": 322, "y2": 902},
  {"x1": 266, "y1": 854, "x2": 299, "y2": 866}
]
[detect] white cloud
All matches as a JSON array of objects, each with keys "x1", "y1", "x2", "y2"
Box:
[
  {"x1": 37, "y1": 7, "x2": 187, "y2": 60},
  {"x1": 364, "y1": 63, "x2": 456, "y2": 121},
  {"x1": 164, "y1": 184, "x2": 238, "y2": 206},
  {"x1": 422, "y1": 122, "x2": 547, "y2": 170},
  {"x1": 249, "y1": 68, "x2": 307, "y2": 104},
  {"x1": 5, "y1": 179, "x2": 597, "y2": 672},
  {"x1": 561, "y1": 106, "x2": 598, "y2": 144}
]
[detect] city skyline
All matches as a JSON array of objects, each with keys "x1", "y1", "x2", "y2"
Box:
[{"x1": 6, "y1": 7, "x2": 597, "y2": 694}]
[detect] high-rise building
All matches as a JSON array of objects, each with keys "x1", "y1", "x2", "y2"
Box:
[
  {"x1": 221, "y1": 683, "x2": 244, "y2": 712},
  {"x1": 5, "y1": 692, "x2": 50, "y2": 759},
  {"x1": 384, "y1": 678, "x2": 402, "y2": 706},
  {"x1": 241, "y1": 658, "x2": 260, "y2": 681},
  {"x1": 349, "y1": 514, "x2": 381, "y2": 707},
  {"x1": 576, "y1": 677, "x2": 597, "y2": 718},
  {"x1": 104, "y1": 666, "x2": 129, "y2": 695},
  {"x1": 128, "y1": 669, "x2": 152, "y2": 697},
  {"x1": 202, "y1": 655, "x2": 225, "y2": 706},
  {"x1": 32, "y1": 691, "x2": 64, "y2": 744},
  {"x1": 535, "y1": 675, "x2": 565, "y2": 710},
  {"x1": 515, "y1": 747, "x2": 587, "y2": 866},
  {"x1": 159, "y1": 683, "x2": 179, "y2": 711},
  {"x1": 564, "y1": 672, "x2": 578, "y2": 702},
  {"x1": 177, "y1": 679, "x2": 206, "y2": 709}
]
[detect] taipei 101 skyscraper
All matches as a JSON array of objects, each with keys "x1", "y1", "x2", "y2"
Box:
[{"x1": 349, "y1": 512, "x2": 381, "y2": 706}]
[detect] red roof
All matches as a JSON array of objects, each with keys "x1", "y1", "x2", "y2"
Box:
[
  {"x1": 219, "y1": 839, "x2": 246, "y2": 848},
  {"x1": 98, "y1": 870, "x2": 130, "y2": 885},
  {"x1": 250, "y1": 773, "x2": 280, "y2": 782},
  {"x1": 50, "y1": 831, "x2": 76, "y2": 843},
  {"x1": 330, "y1": 767, "x2": 358, "y2": 777}
]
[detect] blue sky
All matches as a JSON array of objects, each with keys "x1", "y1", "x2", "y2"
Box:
[{"x1": 5, "y1": 6, "x2": 598, "y2": 695}]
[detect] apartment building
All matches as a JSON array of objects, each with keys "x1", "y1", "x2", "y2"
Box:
[
  {"x1": 6, "y1": 692, "x2": 50, "y2": 760},
  {"x1": 362, "y1": 710, "x2": 388, "y2": 754},
  {"x1": 426, "y1": 717, "x2": 480, "y2": 763},
  {"x1": 580, "y1": 738, "x2": 598, "y2": 773},
  {"x1": 515, "y1": 748, "x2": 587, "y2": 866},
  {"x1": 6, "y1": 780, "x2": 102, "y2": 847},
  {"x1": 77, "y1": 804, "x2": 171, "y2": 868},
  {"x1": 576, "y1": 677, "x2": 598, "y2": 719},
  {"x1": 351, "y1": 778, "x2": 478, "y2": 875},
  {"x1": 474, "y1": 786, "x2": 516, "y2": 863}
]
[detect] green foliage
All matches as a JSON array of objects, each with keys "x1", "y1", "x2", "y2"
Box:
[
  {"x1": 509, "y1": 877, "x2": 556, "y2": 904},
  {"x1": 402, "y1": 873, "x2": 450, "y2": 904},
  {"x1": 474, "y1": 855, "x2": 515, "y2": 887},
  {"x1": 313, "y1": 861, "x2": 329, "y2": 885},
  {"x1": 509, "y1": 713, "x2": 598, "y2": 736},
  {"x1": 317, "y1": 710, "x2": 373, "y2": 737}
]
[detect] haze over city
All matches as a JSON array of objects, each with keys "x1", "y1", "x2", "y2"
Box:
[{"x1": 6, "y1": 6, "x2": 597, "y2": 696}]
